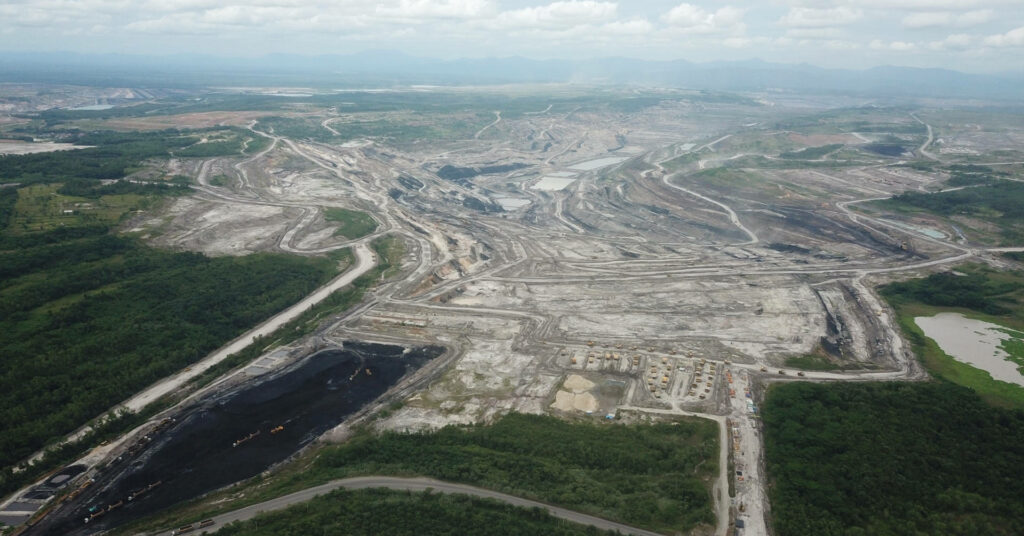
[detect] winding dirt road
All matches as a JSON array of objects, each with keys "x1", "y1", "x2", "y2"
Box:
[{"x1": 152, "y1": 476, "x2": 667, "y2": 536}]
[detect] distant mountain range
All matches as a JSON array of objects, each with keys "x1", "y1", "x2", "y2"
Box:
[{"x1": 1, "y1": 50, "x2": 1020, "y2": 100}]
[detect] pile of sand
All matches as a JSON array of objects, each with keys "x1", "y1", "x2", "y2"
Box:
[
  {"x1": 549, "y1": 375, "x2": 599, "y2": 412},
  {"x1": 564, "y1": 374, "x2": 595, "y2": 393}
]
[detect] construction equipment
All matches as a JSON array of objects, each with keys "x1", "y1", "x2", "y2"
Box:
[{"x1": 233, "y1": 430, "x2": 261, "y2": 448}]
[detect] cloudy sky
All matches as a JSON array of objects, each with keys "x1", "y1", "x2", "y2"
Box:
[{"x1": 2, "y1": 0, "x2": 1022, "y2": 73}]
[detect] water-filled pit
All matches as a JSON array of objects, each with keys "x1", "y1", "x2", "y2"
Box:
[{"x1": 915, "y1": 312, "x2": 1024, "y2": 386}]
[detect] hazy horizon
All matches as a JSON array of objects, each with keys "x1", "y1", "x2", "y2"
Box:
[{"x1": 1, "y1": 1, "x2": 1022, "y2": 75}]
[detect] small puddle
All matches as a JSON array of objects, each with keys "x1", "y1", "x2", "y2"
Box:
[
  {"x1": 915, "y1": 312, "x2": 1024, "y2": 386},
  {"x1": 531, "y1": 176, "x2": 577, "y2": 191},
  {"x1": 493, "y1": 196, "x2": 532, "y2": 210}
]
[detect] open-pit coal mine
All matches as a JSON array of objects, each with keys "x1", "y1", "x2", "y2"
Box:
[{"x1": 30, "y1": 342, "x2": 444, "y2": 536}]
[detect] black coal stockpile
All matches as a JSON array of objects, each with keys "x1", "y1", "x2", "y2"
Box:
[{"x1": 34, "y1": 342, "x2": 443, "y2": 536}]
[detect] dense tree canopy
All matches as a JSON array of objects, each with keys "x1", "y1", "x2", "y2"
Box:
[
  {"x1": 0, "y1": 232, "x2": 338, "y2": 476},
  {"x1": 764, "y1": 382, "x2": 1024, "y2": 536},
  {"x1": 216, "y1": 488, "x2": 617, "y2": 536},
  {"x1": 881, "y1": 266, "x2": 1023, "y2": 316},
  {"x1": 311, "y1": 413, "x2": 718, "y2": 534}
]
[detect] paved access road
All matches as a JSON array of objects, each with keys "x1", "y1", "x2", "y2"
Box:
[{"x1": 153, "y1": 476, "x2": 665, "y2": 536}]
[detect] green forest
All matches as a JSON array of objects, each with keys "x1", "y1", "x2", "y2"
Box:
[
  {"x1": 0, "y1": 230, "x2": 338, "y2": 475},
  {"x1": 122, "y1": 412, "x2": 718, "y2": 536},
  {"x1": 304, "y1": 413, "x2": 718, "y2": 534},
  {"x1": 0, "y1": 128, "x2": 258, "y2": 185},
  {"x1": 763, "y1": 381, "x2": 1024, "y2": 536},
  {"x1": 215, "y1": 488, "x2": 617, "y2": 536},
  {"x1": 879, "y1": 181, "x2": 1024, "y2": 243},
  {"x1": 0, "y1": 175, "x2": 345, "y2": 496},
  {"x1": 881, "y1": 264, "x2": 1024, "y2": 318}
]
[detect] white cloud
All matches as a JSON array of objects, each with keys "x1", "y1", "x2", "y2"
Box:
[
  {"x1": 870, "y1": 39, "x2": 917, "y2": 51},
  {"x1": 822, "y1": 40, "x2": 860, "y2": 50},
  {"x1": 1, "y1": 0, "x2": 1021, "y2": 70},
  {"x1": 902, "y1": 9, "x2": 993, "y2": 29},
  {"x1": 956, "y1": 9, "x2": 994, "y2": 27},
  {"x1": 928, "y1": 33, "x2": 972, "y2": 50},
  {"x1": 785, "y1": 28, "x2": 842, "y2": 40},
  {"x1": 494, "y1": 1, "x2": 618, "y2": 29},
  {"x1": 601, "y1": 19, "x2": 654, "y2": 36},
  {"x1": 375, "y1": 0, "x2": 496, "y2": 20},
  {"x1": 811, "y1": 0, "x2": 1007, "y2": 9},
  {"x1": 663, "y1": 3, "x2": 745, "y2": 34},
  {"x1": 779, "y1": 7, "x2": 862, "y2": 28},
  {"x1": 983, "y1": 25, "x2": 1024, "y2": 47},
  {"x1": 722, "y1": 37, "x2": 751, "y2": 48},
  {"x1": 902, "y1": 11, "x2": 952, "y2": 28}
]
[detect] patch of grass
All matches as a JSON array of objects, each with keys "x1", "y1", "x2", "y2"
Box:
[
  {"x1": 8, "y1": 183, "x2": 154, "y2": 234},
  {"x1": 723, "y1": 155, "x2": 866, "y2": 169},
  {"x1": 323, "y1": 207, "x2": 378, "y2": 239},
  {"x1": 778, "y1": 144, "x2": 843, "y2": 159},
  {"x1": 208, "y1": 174, "x2": 231, "y2": 187},
  {"x1": 241, "y1": 133, "x2": 271, "y2": 155},
  {"x1": 327, "y1": 246, "x2": 354, "y2": 266},
  {"x1": 661, "y1": 152, "x2": 701, "y2": 172},
  {"x1": 692, "y1": 167, "x2": 760, "y2": 187},
  {"x1": 997, "y1": 332, "x2": 1024, "y2": 374},
  {"x1": 874, "y1": 182, "x2": 1024, "y2": 245}
]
